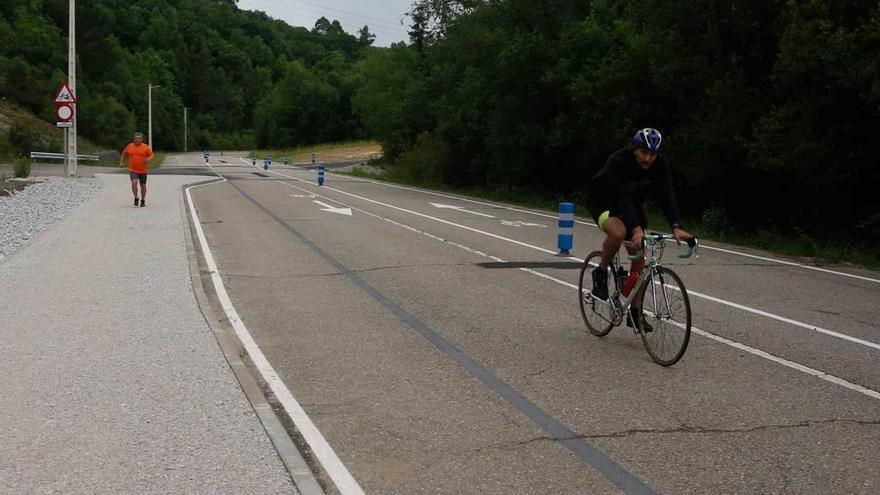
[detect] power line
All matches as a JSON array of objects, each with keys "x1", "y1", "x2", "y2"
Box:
[
  {"x1": 237, "y1": 0, "x2": 409, "y2": 42},
  {"x1": 287, "y1": 0, "x2": 407, "y2": 30},
  {"x1": 237, "y1": 0, "x2": 409, "y2": 35}
]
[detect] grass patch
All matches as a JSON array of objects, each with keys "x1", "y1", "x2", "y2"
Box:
[
  {"x1": 150, "y1": 152, "x2": 165, "y2": 169},
  {"x1": 249, "y1": 140, "x2": 381, "y2": 164},
  {"x1": 340, "y1": 161, "x2": 880, "y2": 270},
  {"x1": 0, "y1": 99, "x2": 103, "y2": 160},
  {"x1": 13, "y1": 157, "x2": 30, "y2": 178}
]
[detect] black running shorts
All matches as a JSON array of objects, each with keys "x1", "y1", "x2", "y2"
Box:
[{"x1": 129, "y1": 172, "x2": 147, "y2": 184}]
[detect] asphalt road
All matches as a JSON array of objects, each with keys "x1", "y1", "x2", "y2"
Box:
[{"x1": 182, "y1": 152, "x2": 879, "y2": 494}]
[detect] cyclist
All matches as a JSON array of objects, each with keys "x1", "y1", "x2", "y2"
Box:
[{"x1": 587, "y1": 128, "x2": 693, "y2": 331}]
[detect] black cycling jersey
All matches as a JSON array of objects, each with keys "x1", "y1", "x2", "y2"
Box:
[{"x1": 588, "y1": 146, "x2": 681, "y2": 231}]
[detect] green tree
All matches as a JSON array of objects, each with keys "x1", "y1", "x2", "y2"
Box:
[
  {"x1": 353, "y1": 44, "x2": 424, "y2": 159},
  {"x1": 255, "y1": 60, "x2": 340, "y2": 147},
  {"x1": 358, "y1": 25, "x2": 376, "y2": 46}
]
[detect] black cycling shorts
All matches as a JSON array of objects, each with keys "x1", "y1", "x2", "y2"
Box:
[
  {"x1": 129, "y1": 172, "x2": 148, "y2": 184},
  {"x1": 586, "y1": 200, "x2": 646, "y2": 241}
]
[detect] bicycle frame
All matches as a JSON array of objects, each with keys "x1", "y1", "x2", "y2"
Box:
[{"x1": 591, "y1": 234, "x2": 696, "y2": 328}]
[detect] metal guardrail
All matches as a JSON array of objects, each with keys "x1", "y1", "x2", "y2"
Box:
[{"x1": 30, "y1": 151, "x2": 100, "y2": 161}]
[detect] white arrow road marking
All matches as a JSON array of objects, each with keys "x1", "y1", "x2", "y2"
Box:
[
  {"x1": 314, "y1": 200, "x2": 352, "y2": 216},
  {"x1": 291, "y1": 193, "x2": 317, "y2": 199},
  {"x1": 430, "y1": 202, "x2": 496, "y2": 218},
  {"x1": 501, "y1": 220, "x2": 547, "y2": 228}
]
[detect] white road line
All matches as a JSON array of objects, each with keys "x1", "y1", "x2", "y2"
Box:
[
  {"x1": 430, "y1": 202, "x2": 497, "y2": 218},
  {"x1": 266, "y1": 174, "x2": 880, "y2": 402},
  {"x1": 187, "y1": 171, "x2": 365, "y2": 495},
  {"x1": 240, "y1": 158, "x2": 880, "y2": 353},
  {"x1": 688, "y1": 327, "x2": 880, "y2": 400},
  {"x1": 240, "y1": 157, "x2": 558, "y2": 256},
  {"x1": 686, "y1": 289, "x2": 880, "y2": 351},
  {"x1": 694, "y1": 244, "x2": 880, "y2": 284},
  {"x1": 300, "y1": 160, "x2": 880, "y2": 285}
]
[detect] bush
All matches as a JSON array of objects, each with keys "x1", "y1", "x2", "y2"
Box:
[
  {"x1": 14, "y1": 157, "x2": 30, "y2": 178},
  {"x1": 701, "y1": 206, "x2": 732, "y2": 236},
  {"x1": 857, "y1": 213, "x2": 880, "y2": 242},
  {"x1": 390, "y1": 133, "x2": 452, "y2": 185},
  {"x1": 7, "y1": 123, "x2": 41, "y2": 156}
]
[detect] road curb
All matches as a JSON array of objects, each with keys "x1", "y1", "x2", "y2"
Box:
[{"x1": 179, "y1": 179, "x2": 325, "y2": 495}]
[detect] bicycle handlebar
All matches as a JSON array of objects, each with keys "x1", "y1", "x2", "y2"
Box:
[{"x1": 626, "y1": 235, "x2": 699, "y2": 260}]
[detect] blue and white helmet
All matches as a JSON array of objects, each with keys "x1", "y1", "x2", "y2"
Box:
[{"x1": 632, "y1": 128, "x2": 662, "y2": 152}]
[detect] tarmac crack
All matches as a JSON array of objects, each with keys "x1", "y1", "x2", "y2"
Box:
[
  {"x1": 812, "y1": 309, "x2": 841, "y2": 316},
  {"x1": 350, "y1": 262, "x2": 472, "y2": 275},
  {"x1": 528, "y1": 366, "x2": 551, "y2": 378},
  {"x1": 500, "y1": 418, "x2": 880, "y2": 447}
]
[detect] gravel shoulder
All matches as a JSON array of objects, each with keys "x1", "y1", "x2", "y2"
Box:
[
  {"x1": 0, "y1": 176, "x2": 102, "y2": 259},
  {"x1": 0, "y1": 174, "x2": 296, "y2": 493}
]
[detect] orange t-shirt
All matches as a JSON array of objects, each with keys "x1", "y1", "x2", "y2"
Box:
[{"x1": 123, "y1": 143, "x2": 153, "y2": 174}]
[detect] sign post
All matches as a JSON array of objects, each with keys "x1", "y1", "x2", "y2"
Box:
[
  {"x1": 54, "y1": 82, "x2": 77, "y2": 176},
  {"x1": 183, "y1": 107, "x2": 188, "y2": 153},
  {"x1": 67, "y1": 0, "x2": 77, "y2": 177}
]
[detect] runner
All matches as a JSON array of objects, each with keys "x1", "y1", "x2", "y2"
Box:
[{"x1": 120, "y1": 132, "x2": 154, "y2": 207}]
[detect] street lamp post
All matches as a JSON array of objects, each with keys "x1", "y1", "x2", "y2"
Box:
[
  {"x1": 184, "y1": 106, "x2": 189, "y2": 153},
  {"x1": 148, "y1": 84, "x2": 160, "y2": 148},
  {"x1": 67, "y1": 0, "x2": 77, "y2": 177}
]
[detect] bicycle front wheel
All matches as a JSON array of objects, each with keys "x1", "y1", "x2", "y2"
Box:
[
  {"x1": 637, "y1": 266, "x2": 691, "y2": 366},
  {"x1": 578, "y1": 251, "x2": 614, "y2": 337}
]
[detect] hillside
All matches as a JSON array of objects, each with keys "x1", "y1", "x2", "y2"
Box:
[
  {"x1": 0, "y1": 0, "x2": 375, "y2": 152},
  {"x1": 0, "y1": 99, "x2": 100, "y2": 160}
]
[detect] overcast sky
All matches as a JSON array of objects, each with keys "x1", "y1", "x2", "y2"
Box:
[{"x1": 236, "y1": 0, "x2": 413, "y2": 46}]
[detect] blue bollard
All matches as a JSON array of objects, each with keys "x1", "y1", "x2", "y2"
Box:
[
  {"x1": 252, "y1": 157, "x2": 256, "y2": 166},
  {"x1": 263, "y1": 157, "x2": 269, "y2": 171},
  {"x1": 318, "y1": 165, "x2": 325, "y2": 186},
  {"x1": 557, "y1": 202, "x2": 575, "y2": 255},
  {"x1": 283, "y1": 156, "x2": 289, "y2": 165}
]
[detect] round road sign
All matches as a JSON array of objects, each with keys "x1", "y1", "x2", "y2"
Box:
[{"x1": 56, "y1": 104, "x2": 74, "y2": 121}]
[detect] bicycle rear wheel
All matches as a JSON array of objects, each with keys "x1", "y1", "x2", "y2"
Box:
[
  {"x1": 637, "y1": 266, "x2": 691, "y2": 366},
  {"x1": 578, "y1": 251, "x2": 614, "y2": 337}
]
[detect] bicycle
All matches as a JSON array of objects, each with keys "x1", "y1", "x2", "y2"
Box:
[{"x1": 578, "y1": 234, "x2": 698, "y2": 366}]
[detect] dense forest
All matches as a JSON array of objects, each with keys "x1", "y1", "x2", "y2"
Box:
[
  {"x1": 353, "y1": 0, "x2": 880, "y2": 243},
  {"x1": 1, "y1": 0, "x2": 878, "y2": 243},
  {"x1": 0, "y1": 0, "x2": 372, "y2": 150}
]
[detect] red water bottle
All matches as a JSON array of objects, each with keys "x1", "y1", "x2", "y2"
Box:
[{"x1": 622, "y1": 271, "x2": 640, "y2": 296}]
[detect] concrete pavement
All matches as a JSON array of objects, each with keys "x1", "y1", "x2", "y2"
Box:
[{"x1": 0, "y1": 172, "x2": 298, "y2": 493}]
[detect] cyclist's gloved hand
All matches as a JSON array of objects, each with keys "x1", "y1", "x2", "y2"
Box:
[{"x1": 672, "y1": 226, "x2": 694, "y2": 246}]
